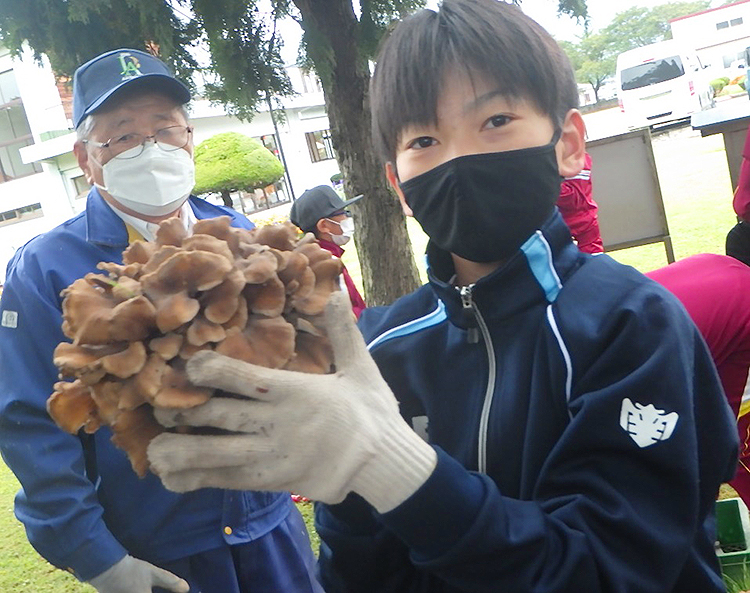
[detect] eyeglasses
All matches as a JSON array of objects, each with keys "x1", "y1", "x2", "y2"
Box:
[{"x1": 84, "y1": 125, "x2": 193, "y2": 160}]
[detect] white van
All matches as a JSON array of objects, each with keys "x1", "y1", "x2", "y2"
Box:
[{"x1": 616, "y1": 40, "x2": 714, "y2": 130}]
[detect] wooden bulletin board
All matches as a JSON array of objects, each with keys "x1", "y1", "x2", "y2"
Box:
[{"x1": 586, "y1": 128, "x2": 675, "y2": 263}]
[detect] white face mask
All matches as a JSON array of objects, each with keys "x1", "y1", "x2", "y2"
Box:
[
  {"x1": 328, "y1": 217, "x2": 355, "y2": 246},
  {"x1": 94, "y1": 144, "x2": 195, "y2": 217}
]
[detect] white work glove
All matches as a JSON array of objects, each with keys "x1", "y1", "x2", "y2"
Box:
[
  {"x1": 147, "y1": 291, "x2": 437, "y2": 513},
  {"x1": 88, "y1": 554, "x2": 189, "y2": 593}
]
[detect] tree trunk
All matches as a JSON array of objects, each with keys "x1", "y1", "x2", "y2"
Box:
[
  {"x1": 221, "y1": 189, "x2": 233, "y2": 208},
  {"x1": 292, "y1": 0, "x2": 422, "y2": 307}
]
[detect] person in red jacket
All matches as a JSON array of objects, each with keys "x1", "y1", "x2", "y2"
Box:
[
  {"x1": 557, "y1": 152, "x2": 604, "y2": 254},
  {"x1": 289, "y1": 185, "x2": 367, "y2": 317},
  {"x1": 727, "y1": 125, "x2": 750, "y2": 266},
  {"x1": 647, "y1": 253, "x2": 750, "y2": 507}
]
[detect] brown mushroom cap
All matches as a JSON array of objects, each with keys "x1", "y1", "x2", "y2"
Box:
[
  {"x1": 48, "y1": 380, "x2": 99, "y2": 434},
  {"x1": 201, "y1": 268, "x2": 245, "y2": 325},
  {"x1": 109, "y1": 276, "x2": 143, "y2": 301},
  {"x1": 284, "y1": 331, "x2": 334, "y2": 374},
  {"x1": 253, "y1": 222, "x2": 300, "y2": 251},
  {"x1": 155, "y1": 217, "x2": 187, "y2": 247},
  {"x1": 97, "y1": 261, "x2": 143, "y2": 280},
  {"x1": 192, "y1": 216, "x2": 245, "y2": 256},
  {"x1": 152, "y1": 292, "x2": 201, "y2": 334},
  {"x1": 54, "y1": 342, "x2": 124, "y2": 383},
  {"x1": 149, "y1": 333, "x2": 184, "y2": 360},
  {"x1": 141, "y1": 250, "x2": 233, "y2": 295},
  {"x1": 134, "y1": 353, "x2": 169, "y2": 402},
  {"x1": 186, "y1": 316, "x2": 226, "y2": 346},
  {"x1": 182, "y1": 234, "x2": 235, "y2": 265},
  {"x1": 222, "y1": 295, "x2": 249, "y2": 331},
  {"x1": 152, "y1": 362, "x2": 213, "y2": 409},
  {"x1": 292, "y1": 258, "x2": 344, "y2": 315},
  {"x1": 140, "y1": 245, "x2": 181, "y2": 275},
  {"x1": 215, "y1": 316, "x2": 295, "y2": 368},
  {"x1": 244, "y1": 276, "x2": 286, "y2": 317},
  {"x1": 74, "y1": 295, "x2": 158, "y2": 345},
  {"x1": 294, "y1": 241, "x2": 337, "y2": 266},
  {"x1": 101, "y1": 341, "x2": 148, "y2": 379},
  {"x1": 235, "y1": 250, "x2": 279, "y2": 284},
  {"x1": 62, "y1": 274, "x2": 157, "y2": 345},
  {"x1": 110, "y1": 405, "x2": 165, "y2": 477},
  {"x1": 123, "y1": 240, "x2": 158, "y2": 265}
]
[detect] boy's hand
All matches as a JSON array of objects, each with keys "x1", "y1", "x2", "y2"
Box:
[{"x1": 147, "y1": 292, "x2": 437, "y2": 513}]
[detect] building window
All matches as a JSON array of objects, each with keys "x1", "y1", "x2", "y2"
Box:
[
  {"x1": 0, "y1": 202, "x2": 42, "y2": 226},
  {"x1": 717, "y1": 21, "x2": 730, "y2": 30},
  {"x1": 256, "y1": 134, "x2": 281, "y2": 161},
  {"x1": 300, "y1": 71, "x2": 323, "y2": 94},
  {"x1": 305, "y1": 129, "x2": 335, "y2": 163},
  {"x1": 0, "y1": 69, "x2": 41, "y2": 183},
  {"x1": 731, "y1": 17, "x2": 744, "y2": 27},
  {"x1": 72, "y1": 174, "x2": 90, "y2": 199}
]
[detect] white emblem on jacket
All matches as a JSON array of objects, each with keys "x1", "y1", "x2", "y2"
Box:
[
  {"x1": 619, "y1": 398, "x2": 679, "y2": 448},
  {"x1": 1, "y1": 310, "x2": 18, "y2": 329}
]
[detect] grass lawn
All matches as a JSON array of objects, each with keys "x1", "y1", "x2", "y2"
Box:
[{"x1": 0, "y1": 123, "x2": 745, "y2": 589}]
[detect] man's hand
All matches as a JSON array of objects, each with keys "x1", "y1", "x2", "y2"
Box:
[
  {"x1": 88, "y1": 555, "x2": 189, "y2": 593},
  {"x1": 147, "y1": 291, "x2": 437, "y2": 513}
]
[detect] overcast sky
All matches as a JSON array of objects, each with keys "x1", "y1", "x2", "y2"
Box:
[
  {"x1": 278, "y1": 0, "x2": 724, "y2": 63},
  {"x1": 517, "y1": 0, "x2": 723, "y2": 41}
]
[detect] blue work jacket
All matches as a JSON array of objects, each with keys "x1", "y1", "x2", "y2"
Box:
[{"x1": 0, "y1": 189, "x2": 291, "y2": 581}]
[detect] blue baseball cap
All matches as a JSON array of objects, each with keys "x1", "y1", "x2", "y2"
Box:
[{"x1": 73, "y1": 48, "x2": 191, "y2": 129}]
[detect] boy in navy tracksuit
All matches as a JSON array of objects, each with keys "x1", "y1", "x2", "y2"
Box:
[{"x1": 146, "y1": 1, "x2": 739, "y2": 591}]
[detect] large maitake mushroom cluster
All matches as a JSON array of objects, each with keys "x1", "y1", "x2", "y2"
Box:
[{"x1": 47, "y1": 216, "x2": 343, "y2": 477}]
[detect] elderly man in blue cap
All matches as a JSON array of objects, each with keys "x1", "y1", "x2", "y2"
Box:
[{"x1": 0, "y1": 49, "x2": 322, "y2": 593}]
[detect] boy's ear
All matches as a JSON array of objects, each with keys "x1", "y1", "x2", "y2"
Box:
[
  {"x1": 385, "y1": 162, "x2": 413, "y2": 217},
  {"x1": 555, "y1": 109, "x2": 586, "y2": 179}
]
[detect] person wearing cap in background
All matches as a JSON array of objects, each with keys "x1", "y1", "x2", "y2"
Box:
[
  {"x1": 290, "y1": 185, "x2": 367, "y2": 318},
  {"x1": 0, "y1": 49, "x2": 322, "y2": 593}
]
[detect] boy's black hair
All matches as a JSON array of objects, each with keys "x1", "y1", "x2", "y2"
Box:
[{"x1": 370, "y1": 0, "x2": 579, "y2": 164}]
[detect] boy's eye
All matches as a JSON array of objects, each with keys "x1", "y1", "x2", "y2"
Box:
[
  {"x1": 407, "y1": 136, "x2": 436, "y2": 150},
  {"x1": 484, "y1": 114, "x2": 511, "y2": 129}
]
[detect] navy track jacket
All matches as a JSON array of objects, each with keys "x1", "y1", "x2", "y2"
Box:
[
  {"x1": 316, "y1": 211, "x2": 739, "y2": 593},
  {"x1": 0, "y1": 190, "x2": 291, "y2": 581}
]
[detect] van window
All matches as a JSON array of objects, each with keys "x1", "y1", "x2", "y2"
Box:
[{"x1": 620, "y1": 56, "x2": 685, "y2": 91}]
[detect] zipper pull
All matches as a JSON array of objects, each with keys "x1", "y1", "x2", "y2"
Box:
[{"x1": 459, "y1": 285, "x2": 480, "y2": 344}]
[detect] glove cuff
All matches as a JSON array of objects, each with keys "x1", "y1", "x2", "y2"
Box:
[{"x1": 351, "y1": 417, "x2": 437, "y2": 513}]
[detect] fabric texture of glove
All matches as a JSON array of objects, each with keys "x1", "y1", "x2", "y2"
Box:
[
  {"x1": 147, "y1": 291, "x2": 437, "y2": 513},
  {"x1": 87, "y1": 554, "x2": 189, "y2": 593}
]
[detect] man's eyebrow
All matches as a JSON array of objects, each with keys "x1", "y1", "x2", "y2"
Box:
[{"x1": 463, "y1": 89, "x2": 510, "y2": 115}]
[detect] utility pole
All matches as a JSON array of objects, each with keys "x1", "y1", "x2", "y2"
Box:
[{"x1": 265, "y1": 93, "x2": 296, "y2": 201}]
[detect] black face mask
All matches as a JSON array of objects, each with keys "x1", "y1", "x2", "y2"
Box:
[{"x1": 399, "y1": 135, "x2": 563, "y2": 263}]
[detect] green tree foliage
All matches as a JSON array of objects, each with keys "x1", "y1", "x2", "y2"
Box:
[
  {"x1": 602, "y1": 1, "x2": 711, "y2": 54},
  {"x1": 560, "y1": 33, "x2": 617, "y2": 102},
  {"x1": 0, "y1": 0, "x2": 199, "y2": 86},
  {"x1": 512, "y1": 0, "x2": 588, "y2": 21},
  {"x1": 193, "y1": 132, "x2": 284, "y2": 200}
]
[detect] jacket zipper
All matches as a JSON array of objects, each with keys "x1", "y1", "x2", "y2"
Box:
[{"x1": 459, "y1": 284, "x2": 496, "y2": 474}]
